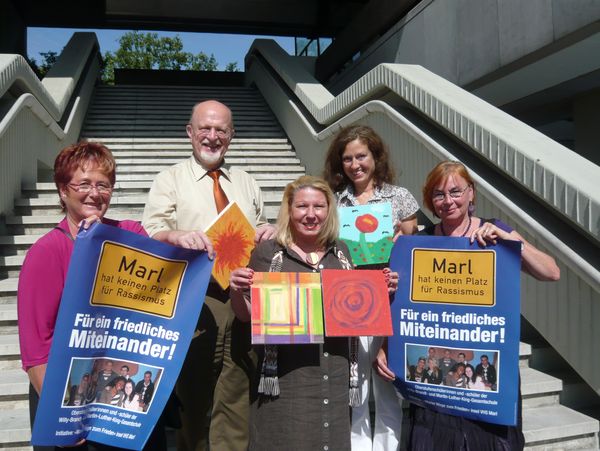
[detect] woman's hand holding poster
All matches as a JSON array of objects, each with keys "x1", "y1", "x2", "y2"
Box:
[
  {"x1": 388, "y1": 235, "x2": 521, "y2": 426},
  {"x1": 32, "y1": 223, "x2": 213, "y2": 450}
]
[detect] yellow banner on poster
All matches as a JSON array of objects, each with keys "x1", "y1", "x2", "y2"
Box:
[
  {"x1": 411, "y1": 249, "x2": 495, "y2": 306},
  {"x1": 90, "y1": 242, "x2": 187, "y2": 317}
]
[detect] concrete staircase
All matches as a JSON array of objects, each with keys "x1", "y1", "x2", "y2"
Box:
[
  {"x1": 1, "y1": 84, "x2": 598, "y2": 449},
  {"x1": 520, "y1": 343, "x2": 598, "y2": 449}
]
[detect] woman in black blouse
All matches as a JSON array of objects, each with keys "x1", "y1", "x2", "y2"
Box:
[{"x1": 230, "y1": 175, "x2": 397, "y2": 450}]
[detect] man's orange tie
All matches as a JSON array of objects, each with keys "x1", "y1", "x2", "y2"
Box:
[{"x1": 208, "y1": 170, "x2": 230, "y2": 213}]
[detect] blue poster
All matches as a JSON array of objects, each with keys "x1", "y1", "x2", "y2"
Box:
[
  {"x1": 32, "y1": 223, "x2": 213, "y2": 449},
  {"x1": 388, "y1": 235, "x2": 521, "y2": 426}
]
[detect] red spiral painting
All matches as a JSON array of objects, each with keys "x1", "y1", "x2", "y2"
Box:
[{"x1": 321, "y1": 269, "x2": 393, "y2": 336}]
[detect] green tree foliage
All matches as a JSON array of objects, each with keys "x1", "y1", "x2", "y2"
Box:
[
  {"x1": 28, "y1": 51, "x2": 59, "y2": 78},
  {"x1": 28, "y1": 31, "x2": 241, "y2": 83},
  {"x1": 189, "y1": 53, "x2": 219, "y2": 71},
  {"x1": 101, "y1": 31, "x2": 231, "y2": 83},
  {"x1": 225, "y1": 62, "x2": 240, "y2": 72}
]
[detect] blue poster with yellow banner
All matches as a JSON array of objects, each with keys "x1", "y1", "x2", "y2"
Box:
[
  {"x1": 32, "y1": 223, "x2": 213, "y2": 449},
  {"x1": 388, "y1": 235, "x2": 521, "y2": 426}
]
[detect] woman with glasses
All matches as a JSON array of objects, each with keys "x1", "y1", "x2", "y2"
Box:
[
  {"x1": 421, "y1": 161, "x2": 559, "y2": 280},
  {"x1": 17, "y1": 141, "x2": 158, "y2": 450},
  {"x1": 323, "y1": 125, "x2": 418, "y2": 451},
  {"x1": 403, "y1": 160, "x2": 560, "y2": 450}
]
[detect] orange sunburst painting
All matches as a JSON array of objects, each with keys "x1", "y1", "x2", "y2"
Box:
[{"x1": 205, "y1": 202, "x2": 255, "y2": 289}]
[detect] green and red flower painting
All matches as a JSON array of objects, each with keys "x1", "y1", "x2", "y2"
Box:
[{"x1": 338, "y1": 203, "x2": 394, "y2": 266}]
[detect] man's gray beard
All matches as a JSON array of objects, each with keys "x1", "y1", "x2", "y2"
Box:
[{"x1": 199, "y1": 149, "x2": 224, "y2": 167}]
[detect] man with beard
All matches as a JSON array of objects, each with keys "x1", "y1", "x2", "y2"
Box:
[{"x1": 143, "y1": 100, "x2": 275, "y2": 451}]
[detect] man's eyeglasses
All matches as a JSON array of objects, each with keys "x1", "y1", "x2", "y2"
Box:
[
  {"x1": 67, "y1": 182, "x2": 113, "y2": 194},
  {"x1": 193, "y1": 127, "x2": 232, "y2": 140},
  {"x1": 432, "y1": 185, "x2": 470, "y2": 202}
]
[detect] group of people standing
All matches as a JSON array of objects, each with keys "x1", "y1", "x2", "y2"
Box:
[
  {"x1": 76, "y1": 361, "x2": 155, "y2": 412},
  {"x1": 18, "y1": 98, "x2": 560, "y2": 451},
  {"x1": 409, "y1": 351, "x2": 496, "y2": 391}
]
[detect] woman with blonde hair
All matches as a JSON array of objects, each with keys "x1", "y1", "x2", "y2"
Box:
[
  {"x1": 423, "y1": 358, "x2": 442, "y2": 385},
  {"x1": 231, "y1": 175, "x2": 398, "y2": 450}
]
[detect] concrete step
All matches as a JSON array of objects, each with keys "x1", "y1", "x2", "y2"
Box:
[
  {"x1": 115, "y1": 164, "x2": 305, "y2": 173},
  {"x1": 67, "y1": 172, "x2": 304, "y2": 183},
  {"x1": 109, "y1": 146, "x2": 294, "y2": 153},
  {"x1": 520, "y1": 341, "x2": 532, "y2": 368},
  {"x1": 0, "y1": 236, "x2": 40, "y2": 246},
  {"x1": 5, "y1": 206, "x2": 281, "y2": 235},
  {"x1": 110, "y1": 150, "x2": 295, "y2": 157},
  {"x1": 522, "y1": 321, "x2": 600, "y2": 415},
  {"x1": 80, "y1": 128, "x2": 285, "y2": 136},
  {"x1": 87, "y1": 106, "x2": 274, "y2": 114},
  {"x1": 0, "y1": 297, "x2": 16, "y2": 307},
  {"x1": 0, "y1": 408, "x2": 31, "y2": 447},
  {"x1": 22, "y1": 179, "x2": 291, "y2": 195},
  {"x1": 0, "y1": 259, "x2": 20, "y2": 280},
  {"x1": 539, "y1": 368, "x2": 600, "y2": 412},
  {"x1": 523, "y1": 404, "x2": 599, "y2": 449},
  {"x1": 90, "y1": 89, "x2": 265, "y2": 97},
  {"x1": 0, "y1": 370, "x2": 28, "y2": 398},
  {"x1": 5, "y1": 215, "x2": 143, "y2": 235},
  {"x1": 0, "y1": 279, "x2": 17, "y2": 299},
  {"x1": 85, "y1": 116, "x2": 278, "y2": 125},
  {"x1": 82, "y1": 137, "x2": 290, "y2": 144},
  {"x1": 0, "y1": 334, "x2": 19, "y2": 357},
  {"x1": 88, "y1": 103, "x2": 270, "y2": 110},
  {"x1": 112, "y1": 157, "x2": 301, "y2": 165},
  {"x1": 521, "y1": 366, "x2": 562, "y2": 408},
  {"x1": 84, "y1": 124, "x2": 283, "y2": 134},
  {"x1": 0, "y1": 399, "x2": 28, "y2": 413},
  {"x1": 88, "y1": 100, "x2": 270, "y2": 108},
  {"x1": 87, "y1": 102, "x2": 272, "y2": 110},
  {"x1": 92, "y1": 95, "x2": 268, "y2": 103},
  {"x1": 81, "y1": 125, "x2": 284, "y2": 131},
  {"x1": 14, "y1": 191, "x2": 284, "y2": 210},
  {"x1": 89, "y1": 105, "x2": 272, "y2": 112},
  {"x1": 94, "y1": 85, "x2": 258, "y2": 91},
  {"x1": 0, "y1": 305, "x2": 17, "y2": 322}
]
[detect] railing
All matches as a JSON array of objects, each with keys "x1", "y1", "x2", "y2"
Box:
[
  {"x1": 245, "y1": 39, "x2": 600, "y2": 392},
  {"x1": 0, "y1": 32, "x2": 101, "y2": 220}
]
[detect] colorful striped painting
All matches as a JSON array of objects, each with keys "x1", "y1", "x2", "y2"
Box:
[{"x1": 251, "y1": 272, "x2": 324, "y2": 345}]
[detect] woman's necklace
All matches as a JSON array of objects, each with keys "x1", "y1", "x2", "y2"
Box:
[
  {"x1": 305, "y1": 252, "x2": 320, "y2": 265},
  {"x1": 292, "y1": 243, "x2": 322, "y2": 266},
  {"x1": 440, "y1": 215, "x2": 472, "y2": 237}
]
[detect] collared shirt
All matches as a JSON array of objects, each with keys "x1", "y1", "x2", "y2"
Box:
[
  {"x1": 337, "y1": 182, "x2": 419, "y2": 227},
  {"x1": 142, "y1": 156, "x2": 267, "y2": 236}
]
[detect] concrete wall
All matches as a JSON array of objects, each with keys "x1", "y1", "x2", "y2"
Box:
[
  {"x1": 574, "y1": 88, "x2": 600, "y2": 165},
  {"x1": 327, "y1": 0, "x2": 600, "y2": 95},
  {"x1": 0, "y1": 33, "x2": 100, "y2": 218}
]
